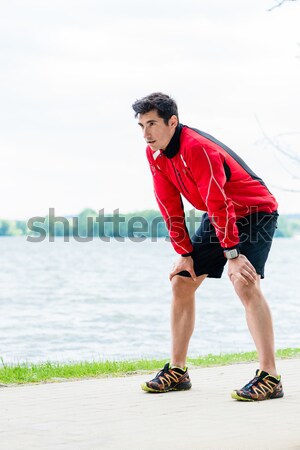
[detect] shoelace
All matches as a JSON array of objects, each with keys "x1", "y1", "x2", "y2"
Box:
[
  {"x1": 154, "y1": 364, "x2": 170, "y2": 381},
  {"x1": 154, "y1": 364, "x2": 184, "y2": 386},
  {"x1": 244, "y1": 376, "x2": 261, "y2": 391}
]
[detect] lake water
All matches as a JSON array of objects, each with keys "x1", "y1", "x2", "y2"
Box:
[{"x1": 0, "y1": 236, "x2": 299, "y2": 364}]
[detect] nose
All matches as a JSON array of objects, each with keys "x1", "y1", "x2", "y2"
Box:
[{"x1": 143, "y1": 126, "x2": 150, "y2": 140}]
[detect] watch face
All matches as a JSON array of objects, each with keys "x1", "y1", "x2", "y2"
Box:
[{"x1": 225, "y1": 249, "x2": 239, "y2": 259}]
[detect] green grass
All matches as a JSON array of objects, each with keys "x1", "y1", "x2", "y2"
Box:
[{"x1": 0, "y1": 348, "x2": 299, "y2": 385}]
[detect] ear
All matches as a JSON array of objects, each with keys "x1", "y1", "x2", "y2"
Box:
[{"x1": 169, "y1": 115, "x2": 178, "y2": 128}]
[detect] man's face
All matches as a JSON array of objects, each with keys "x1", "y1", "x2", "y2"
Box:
[{"x1": 137, "y1": 110, "x2": 178, "y2": 152}]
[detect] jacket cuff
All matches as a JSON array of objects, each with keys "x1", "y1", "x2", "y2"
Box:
[{"x1": 181, "y1": 252, "x2": 193, "y2": 257}]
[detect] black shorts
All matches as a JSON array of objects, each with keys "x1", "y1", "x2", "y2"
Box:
[{"x1": 178, "y1": 211, "x2": 278, "y2": 279}]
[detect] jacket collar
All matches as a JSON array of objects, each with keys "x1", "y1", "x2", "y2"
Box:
[{"x1": 163, "y1": 123, "x2": 183, "y2": 159}]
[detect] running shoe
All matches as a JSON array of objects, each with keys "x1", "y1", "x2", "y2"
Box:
[
  {"x1": 141, "y1": 363, "x2": 192, "y2": 393},
  {"x1": 231, "y1": 369, "x2": 284, "y2": 401}
]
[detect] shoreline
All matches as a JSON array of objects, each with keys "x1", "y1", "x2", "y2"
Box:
[{"x1": 1, "y1": 347, "x2": 299, "y2": 386}]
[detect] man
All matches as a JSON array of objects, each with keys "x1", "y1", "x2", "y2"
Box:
[{"x1": 132, "y1": 92, "x2": 283, "y2": 401}]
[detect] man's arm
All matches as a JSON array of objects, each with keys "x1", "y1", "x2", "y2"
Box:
[
  {"x1": 186, "y1": 143, "x2": 256, "y2": 284},
  {"x1": 147, "y1": 152, "x2": 198, "y2": 280},
  {"x1": 147, "y1": 149, "x2": 193, "y2": 256},
  {"x1": 186, "y1": 143, "x2": 239, "y2": 250}
]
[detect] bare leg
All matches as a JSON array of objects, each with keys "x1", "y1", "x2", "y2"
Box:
[
  {"x1": 170, "y1": 274, "x2": 207, "y2": 368},
  {"x1": 232, "y1": 276, "x2": 277, "y2": 376}
]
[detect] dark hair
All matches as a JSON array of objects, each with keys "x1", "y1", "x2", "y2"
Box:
[{"x1": 132, "y1": 92, "x2": 179, "y2": 125}]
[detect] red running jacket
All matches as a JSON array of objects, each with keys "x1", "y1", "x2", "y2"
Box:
[{"x1": 146, "y1": 124, "x2": 278, "y2": 255}]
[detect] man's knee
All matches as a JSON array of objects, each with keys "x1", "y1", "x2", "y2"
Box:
[
  {"x1": 171, "y1": 274, "x2": 202, "y2": 297},
  {"x1": 231, "y1": 277, "x2": 262, "y2": 303}
]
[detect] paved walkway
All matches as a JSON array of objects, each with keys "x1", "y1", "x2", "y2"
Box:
[{"x1": 0, "y1": 359, "x2": 299, "y2": 450}]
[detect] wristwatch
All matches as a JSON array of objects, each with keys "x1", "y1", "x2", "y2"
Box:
[{"x1": 223, "y1": 248, "x2": 239, "y2": 259}]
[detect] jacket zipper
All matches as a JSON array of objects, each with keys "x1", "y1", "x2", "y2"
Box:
[{"x1": 171, "y1": 160, "x2": 189, "y2": 194}]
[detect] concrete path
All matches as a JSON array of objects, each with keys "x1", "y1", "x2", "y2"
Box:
[{"x1": 0, "y1": 359, "x2": 299, "y2": 450}]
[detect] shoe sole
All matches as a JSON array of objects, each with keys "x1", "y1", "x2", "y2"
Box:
[
  {"x1": 141, "y1": 382, "x2": 192, "y2": 393},
  {"x1": 231, "y1": 390, "x2": 284, "y2": 401}
]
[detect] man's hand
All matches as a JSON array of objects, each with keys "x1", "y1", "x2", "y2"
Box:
[
  {"x1": 169, "y1": 256, "x2": 197, "y2": 282},
  {"x1": 227, "y1": 254, "x2": 257, "y2": 285}
]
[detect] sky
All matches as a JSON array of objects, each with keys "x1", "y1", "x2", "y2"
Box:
[{"x1": 0, "y1": 0, "x2": 299, "y2": 220}]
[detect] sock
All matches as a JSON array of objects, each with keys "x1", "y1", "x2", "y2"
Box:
[{"x1": 170, "y1": 364, "x2": 186, "y2": 372}]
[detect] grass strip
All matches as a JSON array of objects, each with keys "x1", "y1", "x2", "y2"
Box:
[{"x1": 0, "y1": 348, "x2": 299, "y2": 385}]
